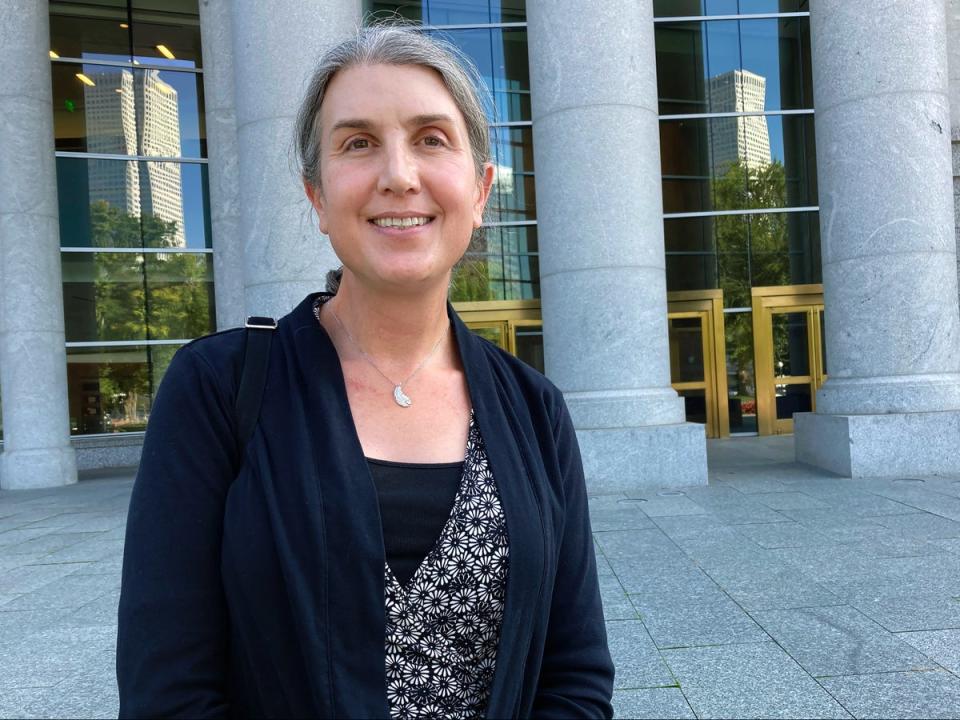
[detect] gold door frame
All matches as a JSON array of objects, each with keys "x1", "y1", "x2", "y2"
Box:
[
  {"x1": 455, "y1": 295, "x2": 731, "y2": 438},
  {"x1": 751, "y1": 285, "x2": 826, "y2": 435},
  {"x1": 454, "y1": 300, "x2": 542, "y2": 355},
  {"x1": 667, "y1": 290, "x2": 729, "y2": 438}
]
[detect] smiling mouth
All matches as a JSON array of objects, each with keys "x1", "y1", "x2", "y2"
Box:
[{"x1": 370, "y1": 216, "x2": 435, "y2": 229}]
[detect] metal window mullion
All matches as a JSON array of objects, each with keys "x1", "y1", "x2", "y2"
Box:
[
  {"x1": 55, "y1": 151, "x2": 208, "y2": 164},
  {"x1": 483, "y1": 220, "x2": 537, "y2": 227},
  {"x1": 422, "y1": 22, "x2": 527, "y2": 31},
  {"x1": 654, "y1": 12, "x2": 810, "y2": 23},
  {"x1": 664, "y1": 206, "x2": 819, "y2": 220},
  {"x1": 51, "y1": 56, "x2": 203, "y2": 74},
  {"x1": 60, "y1": 247, "x2": 212, "y2": 254},
  {"x1": 660, "y1": 109, "x2": 815, "y2": 121},
  {"x1": 66, "y1": 339, "x2": 193, "y2": 348}
]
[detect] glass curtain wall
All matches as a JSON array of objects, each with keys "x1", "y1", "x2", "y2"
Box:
[
  {"x1": 654, "y1": 0, "x2": 818, "y2": 433},
  {"x1": 49, "y1": 0, "x2": 214, "y2": 435},
  {"x1": 365, "y1": 1, "x2": 537, "y2": 303}
]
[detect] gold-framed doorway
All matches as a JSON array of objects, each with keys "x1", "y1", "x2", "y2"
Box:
[
  {"x1": 751, "y1": 284, "x2": 826, "y2": 435},
  {"x1": 667, "y1": 289, "x2": 729, "y2": 438},
  {"x1": 453, "y1": 300, "x2": 544, "y2": 372}
]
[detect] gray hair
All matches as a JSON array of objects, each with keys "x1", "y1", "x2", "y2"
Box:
[{"x1": 295, "y1": 24, "x2": 492, "y2": 189}]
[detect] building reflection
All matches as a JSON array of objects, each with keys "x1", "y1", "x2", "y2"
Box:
[
  {"x1": 84, "y1": 68, "x2": 185, "y2": 247},
  {"x1": 707, "y1": 69, "x2": 772, "y2": 174}
]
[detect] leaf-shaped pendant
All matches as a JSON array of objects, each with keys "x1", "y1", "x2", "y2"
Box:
[{"x1": 393, "y1": 385, "x2": 412, "y2": 408}]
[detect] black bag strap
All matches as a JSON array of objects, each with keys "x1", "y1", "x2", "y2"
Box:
[{"x1": 236, "y1": 316, "x2": 277, "y2": 449}]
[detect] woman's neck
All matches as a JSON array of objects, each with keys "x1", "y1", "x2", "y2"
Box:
[{"x1": 322, "y1": 273, "x2": 457, "y2": 374}]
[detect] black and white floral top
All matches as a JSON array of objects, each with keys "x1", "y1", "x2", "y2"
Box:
[
  {"x1": 313, "y1": 296, "x2": 510, "y2": 719},
  {"x1": 383, "y1": 412, "x2": 509, "y2": 719}
]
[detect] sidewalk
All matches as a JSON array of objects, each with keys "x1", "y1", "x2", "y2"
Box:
[{"x1": 1, "y1": 438, "x2": 960, "y2": 718}]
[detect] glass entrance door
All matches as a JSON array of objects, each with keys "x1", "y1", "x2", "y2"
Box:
[
  {"x1": 751, "y1": 285, "x2": 826, "y2": 435},
  {"x1": 668, "y1": 290, "x2": 729, "y2": 438}
]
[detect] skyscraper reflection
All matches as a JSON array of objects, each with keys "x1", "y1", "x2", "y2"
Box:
[{"x1": 84, "y1": 68, "x2": 185, "y2": 247}]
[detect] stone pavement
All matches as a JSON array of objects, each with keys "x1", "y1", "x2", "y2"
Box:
[{"x1": 2, "y1": 438, "x2": 960, "y2": 718}]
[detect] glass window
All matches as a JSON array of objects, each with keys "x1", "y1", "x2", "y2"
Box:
[
  {"x1": 655, "y1": 17, "x2": 812, "y2": 114},
  {"x1": 435, "y1": 28, "x2": 531, "y2": 122},
  {"x1": 660, "y1": 114, "x2": 816, "y2": 213},
  {"x1": 664, "y1": 211, "x2": 819, "y2": 303},
  {"x1": 654, "y1": 0, "x2": 804, "y2": 17},
  {"x1": 62, "y1": 252, "x2": 215, "y2": 343},
  {"x1": 724, "y1": 311, "x2": 757, "y2": 433},
  {"x1": 131, "y1": 0, "x2": 203, "y2": 69},
  {"x1": 515, "y1": 325, "x2": 543, "y2": 372},
  {"x1": 471, "y1": 224, "x2": 538, "y2": 255},
  {"x1": 49, "y1": 0, "x2": 130, "y2": 63},
  {"x1": 365, "y1": 0, "x2": 526, "y2": 23},
  {"x1": 489, "y1": 126, "x2": 535, "y2": 222},
  {"x1": 67, "y1": 343, "x2": 180, "y2": 435},
  {"x1": 451, "y1": 253, "x2": 539, "y2": 301},
  {"x1": 52, "y1": 64, "x2": 206, "y2": 157},
  {"x1": 57, "y1": 157, "x2": 211, "y2": 250}
]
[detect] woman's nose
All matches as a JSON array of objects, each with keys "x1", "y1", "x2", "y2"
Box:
[{"x1": 377, "y1": 143, "x2": 420, "y2": 195}]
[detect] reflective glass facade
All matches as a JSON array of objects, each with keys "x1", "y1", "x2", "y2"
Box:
[
  {"x1": 50, "y1": 0, "x2": 213, "y2": 436},
  {"x1": 368, "y1": 1, "x2": 538, "y2": 304},
  {"x1": 655, "y1": 1, "x2": 818, "y2": 433},
  {"x1": 40, "y1": 0, "x2": 822, "y2": 438}
]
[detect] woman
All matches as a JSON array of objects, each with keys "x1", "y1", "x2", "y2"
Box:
[{"x1": 117, "y1": 25, "x2": 614, "y2": 719}]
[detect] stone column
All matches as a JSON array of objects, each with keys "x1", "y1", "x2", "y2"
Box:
[
  {"x1": 229, "y1": 0, "x2": 360, "y2": 320},
  {"x1": 526, "y1": 0, "x2": 707, "y2": 492},
  {"x1": 795, "y1": 0, "x2": 960, "y2": 477},
  {"x1": 199, "y1": 0, "x2": 245, "y2": 331},
  {"x1": 949, "y1": 0, "x2": 960, "y2": 303},
  {"x1": 0, "y1": 2, "x2": 77, "y2": 489}
]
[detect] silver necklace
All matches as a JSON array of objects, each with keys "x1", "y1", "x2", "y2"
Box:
[{"x1": 326, "y1": 303, "x2": 448, "y2": 408}]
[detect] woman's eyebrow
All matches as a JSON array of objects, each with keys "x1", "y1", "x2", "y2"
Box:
[
  {"x1": 406, "y1": 113, "x2": 456, "y2": 128},
  {"x1": 329, "y1": 118, "x2": 372, "y2": 136}
]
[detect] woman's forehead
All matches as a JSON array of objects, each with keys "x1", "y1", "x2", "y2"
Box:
[{"x1": 321, "y1": 64, "x2": 463, "y2": 131}]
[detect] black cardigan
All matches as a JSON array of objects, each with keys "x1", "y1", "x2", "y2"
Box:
[{"x1": 116, "y1": 293, "x2": 614, "y2": 718}]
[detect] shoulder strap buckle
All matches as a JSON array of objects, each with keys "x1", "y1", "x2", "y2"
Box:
[{"x1": 245, "y1": 316, "x2": 277, "y2": 330}]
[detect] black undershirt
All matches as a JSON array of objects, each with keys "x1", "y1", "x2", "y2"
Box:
[{"x1": 366, "y1": 458, "x2": 464, "y2": 586}]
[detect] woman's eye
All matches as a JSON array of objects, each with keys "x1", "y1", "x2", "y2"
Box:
[
  {"x1": 347, "y1": 138, "x2": 369, "y2": 150},
  {"x1": 422, "y1": 135, "x2": 444, "y2": 147}
]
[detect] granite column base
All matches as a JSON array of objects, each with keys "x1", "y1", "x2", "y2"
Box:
[
  {"x1": 795, "y1": 410, "x2": 960, "y2": 478},
  {"x1": 577, "y1": 422, "x2": 707, "y2": 494},
  {"x1": 1, "y1": 446, "x2": 77, "y2": 490}
]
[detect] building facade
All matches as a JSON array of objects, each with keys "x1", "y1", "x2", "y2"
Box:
[{"x1": 1, "y1": 0, "x2": 959, "y2": 489}]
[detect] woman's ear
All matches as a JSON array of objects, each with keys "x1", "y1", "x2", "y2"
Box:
[
  {"x1": 472, "y1": 162, "x2": 496, "y2": 228},
  {"x1": 303, "y1": 179, "x2": 329, "y2": 234}
]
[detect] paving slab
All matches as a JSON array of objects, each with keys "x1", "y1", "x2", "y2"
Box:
[
  {"x1": 819, "y1": 670, "x2": 960, "y2": 719},
  {"x1": 0, "y1": 563, "x2": 86, "y2": 596},
  {"x1": 871, "y1": 512, "x2": 960, "y2": 540},
  {"x1": 851, "y1": 595, "x2": 960, "y2": 632},
  {"x1": 701, "y1": 560, "x2": 843, "y2": 611},
  {"x1": 605, "y1": 620, "x2": 676, "y2": 690},
  {"x1": 599, "y1": 574, "x2": 640, "y2": 621},
  {"x1": 734, "y1": 521, "x2": 836, "y2": 549},
  {"x1": 24, "y1": 666, "x2": 119, "y2": 720},
  {"x1": 633, "y1": 594, "x2": 768, "y2": 650},
  {"x1": 754, "y1": 492, "x2": 831, "y2": 511},
  {"x1": 662, "y1": 642, "x2": 853, "y2": 718},
  {"x1": 0, "y1": 624, "x2": 116, "y2": 690},
  {"x1": 588, "y1": 503, "x2": 657, "y2": 532},
  {"x1": 0, "y1": 688, "x2": 49, "y2": 719},
  {"x1": 2, "y1": 572, "x2": 118, "y2": 612},
  {"x1": 612, "y1": 687, "x2": 695, "y2": 719},
  {"x1": 751, "y1": 605, "x2": 936, "y2": 677},
  {"x1": 618, "y1": 562, "x2": 725, "y2": 603},
  {"x1": 898, "y1": 629, "x2": 960, "y2": 675}
]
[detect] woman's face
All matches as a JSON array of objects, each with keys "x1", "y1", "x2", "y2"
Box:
[{"x1": 306, "y1": 63, "x2": 494, "y2": 292}]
